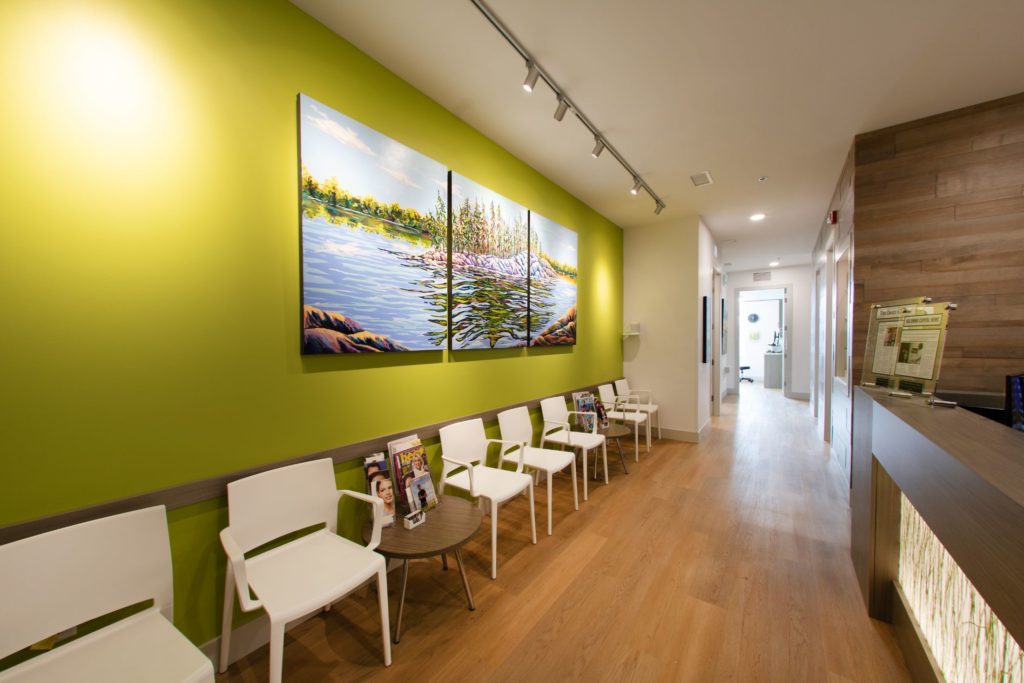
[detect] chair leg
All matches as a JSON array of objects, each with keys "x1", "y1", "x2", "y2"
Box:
[
  {"x1": 570, "y1": 459, "x2": 579, "y2": 510},
  {"x1": 546, "y1": 472, "x2": 553, "y2": 535},
  {"x1": 219, "y1": 563, "x2": 235, "y2": 673},
  {"x1": 528, "y1": 480, "x2": 537, "y2": 544},
  {"x1": 602, "y1": 441, "x2": 609, "y2": 484},
  {"x1": 268, "y1": 620, "x2": 285, "y2": 683},
  {"x1": 634, "y1": 428, "x2": 640, "y2": 462},
  {"x1": 646, "y1": 418, "x2": 651, "y2": 451},
  {"x1": 376, "y1": 567, "x2": 392, "y2": 666},
  {"x1": 581, "y1": 449, "x2": 589, "y2": 501},
  {"x1": 490, "y1": 499, "x2": 498, "y2": 580},
  {"x1": 657, "y1": 410, "x2": 662, "y2": 439}
]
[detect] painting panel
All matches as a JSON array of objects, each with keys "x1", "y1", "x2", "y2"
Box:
[
  {"x1": 529, "y1": 212, "x2": 578, "y2": 345},
  {"x1": 299, "y1": 94, "x2": 448, "y2": 353},
  {"x1": 449, "y1": 173, "x2": 529, "y2": 349}
]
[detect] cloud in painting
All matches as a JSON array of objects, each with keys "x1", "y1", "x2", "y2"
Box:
[
  {"x1": 305, "y1": 104, "x2": 376, "y2": 156},
  {"x1": 379, "y1": 165, "x2": 422, "y2": 189}
]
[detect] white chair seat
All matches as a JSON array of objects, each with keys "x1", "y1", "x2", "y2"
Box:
[
  {"x1": 542, "y1": 430, "x2": 605, "y2": 451},
  {"x1": 446, "y1": 466, "x2": 533, "y2": 504},
  {"x1": 520, "y1": 446, "x2": 574, "y2": 473},
  {"x1": 606, "y1": 411, "x2": 647, "y2": 425},
  {"x1": 0, "y1": 607, "x2": 213, "y2": 683},
  {"x1": 246, "y1": 529, "x2": 384, "y2": 621}
]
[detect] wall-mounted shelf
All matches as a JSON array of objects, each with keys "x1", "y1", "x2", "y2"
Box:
[{"x1": 622, "y1": 332, "x2": 640, "y2": 338}]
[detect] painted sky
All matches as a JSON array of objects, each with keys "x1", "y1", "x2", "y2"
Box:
[
  {"x1": 531, "y1": 212, "x2": 577, "y2": 266},
  {"x1": 451, "y1": 172, "x2": 527, "y2": 228},
  {"x1": 299, "y1": 94, "x2": 445, "y2": 214}
]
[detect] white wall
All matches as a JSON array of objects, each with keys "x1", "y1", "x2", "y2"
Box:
[
  {"x1": 726, "y1": 264, "x2": 814, "y2": 399},
  {"x1": 623, "y1": 216, "x2": 711, "y2": 441}
]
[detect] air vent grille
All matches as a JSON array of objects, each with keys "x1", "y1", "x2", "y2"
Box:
[
  {"x1": 752, "y1": 271, "x2": 771, "y2": 282},
  {"x1": 690, "y1": 171, "x2": 714, "y2": 187}
]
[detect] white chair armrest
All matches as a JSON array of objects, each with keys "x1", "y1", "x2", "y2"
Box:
[
  {"x1": 339, "y1": 489, "x2": 384, "y2": 551},
  {"x1": 630, "y1": 389, "x2": 653, "y2": 403},
  {"x1": 220, "y1": 528, "x2": 263, "y2": 613},
  {"x1": 441, "y1": 455, "x2": 476, "y2": 496},
  {"x1": 488, "y1": 438, "x2": 528, "y2": 472},
  {"x1": 614, "y1": 396, "x2": 641, "y2": 414},
  {"x1": 567, "y1": 410, "x2": 599, "y2": 434}
]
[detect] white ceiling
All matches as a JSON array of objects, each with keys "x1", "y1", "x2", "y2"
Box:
[{"x1": 291, "y1": 0, "x2": 1024, "y2": 272}]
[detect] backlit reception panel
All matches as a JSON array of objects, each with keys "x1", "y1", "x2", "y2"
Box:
[{"x1": 899, "y1": 494, "x2": 1023, "y2": 682}]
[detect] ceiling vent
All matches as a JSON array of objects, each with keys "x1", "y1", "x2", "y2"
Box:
[
  {"x1": 752, "y1": 271, "x2": 772, "y2": 282},
  {"x1": 690, "y1": 171, "x2": 714, "y2": 187}
]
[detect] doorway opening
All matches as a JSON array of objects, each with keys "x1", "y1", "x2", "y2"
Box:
[{"x1": 737, "y1": 288, "x2": 786, "y2": 394}]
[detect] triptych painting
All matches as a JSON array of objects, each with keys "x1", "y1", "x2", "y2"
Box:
[{"x1": 299, "y1": 93, "x2": 577, "y2": 354}]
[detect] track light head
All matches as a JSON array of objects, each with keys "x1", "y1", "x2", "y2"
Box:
[
  {"x1": 554, "y1": 97, "x2": 569, "y2": 121},
  {"x1": 591, "y1": 139, "x2": 605, "y2": 158},
  {"x1": 654, "y1": 202, "x2": 665, "y2": 215},
  {"x1": 522, "y1": 62, "x2": 539, "y2": 92},
  {"x1": 630, "y1": 178, "x2": 642, "y2": 196}
]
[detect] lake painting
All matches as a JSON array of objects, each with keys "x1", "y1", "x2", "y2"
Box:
[
  {"x1": 449, "y1": 173, "x2": 530, "y2": 349},
  {"x1": 299, "y1": 94, "x2": 448, "y2": 353},
  {"x1": 529, "y1": 213, "x2": 578, "y2": 345}
]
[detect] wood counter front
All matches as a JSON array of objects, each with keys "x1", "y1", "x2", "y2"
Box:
[{"x1": 851, "y1": 386, "x2": 1024, "y2": 646}]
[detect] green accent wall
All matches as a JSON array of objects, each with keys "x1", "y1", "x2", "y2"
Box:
[{"x1": 0, "y1": 0, "x2": 623, "y2": 644}]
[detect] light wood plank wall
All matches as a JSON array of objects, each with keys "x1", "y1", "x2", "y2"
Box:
[{"x1": 853, "y1": 93, "x2": 1024, "y2": 393}]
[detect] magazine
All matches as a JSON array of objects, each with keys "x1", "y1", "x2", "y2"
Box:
[
  {"x1": 388, "y1": 435, "x2": 439, "y2": 514},
  {"x1": 571, "y1": 391, "x2": 598, "y2": 432},
  {"x1": 407, "y1": 473, "x2": 439, "y2": 512},
  {"x1": 364, "y1": 452, "x2": 395, "y2": 527}
]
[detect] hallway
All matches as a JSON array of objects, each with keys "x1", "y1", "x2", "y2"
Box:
[{"x1": 220, "y1": 387, "x2": 910, "y2": 681}]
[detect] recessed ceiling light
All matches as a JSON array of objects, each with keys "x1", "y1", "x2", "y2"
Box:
[
  {"x1": 769, "y1": 260, "x2": 780, "y2": 267},
  {"x1": 750, "y1": 213, "x2": 766, "y2": 222}
]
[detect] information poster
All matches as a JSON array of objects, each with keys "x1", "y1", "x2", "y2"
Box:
[
  {"x1": 871, "y1": 323, "x2": 901, "y2": 375},
  {"x1": 862, "y1": 298, "x2": 952, "y2": 394}
]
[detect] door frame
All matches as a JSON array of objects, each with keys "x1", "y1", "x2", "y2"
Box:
[{"x1": 733, "y1": 283, "x2": 795, "y2": 399}]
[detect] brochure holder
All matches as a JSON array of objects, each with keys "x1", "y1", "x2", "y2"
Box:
[{"x1": 861, "y1": 297, "x2": 956, "y2": 396}]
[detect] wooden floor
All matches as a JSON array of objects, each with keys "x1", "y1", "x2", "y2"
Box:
[{"x1": 219, "y1": 384, "x2": 910, "y2": 682}]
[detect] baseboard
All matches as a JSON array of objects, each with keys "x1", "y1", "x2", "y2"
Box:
[
  {"x1": 788, "y1": 391, "x2": 810, "y2": 401},
  {"x1": 660, "y1": 426, "x2": 707, "y2": 443}
]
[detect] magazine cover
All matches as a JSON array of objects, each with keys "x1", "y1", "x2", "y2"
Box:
[
  {"x1": 364, "y1": 452, "x2": 395, "y2": 527},
  {"x1": 370, "y1": 476, "x2": 396, "y2": 527},
  {"x1": 594, "y1": 399, "x2": 609, "y2": 429},
  {"x1": 571, "y1": 391, "x2": 598, "y2": 432},
  {"x1": 389, "y1": 436, "x2": 438, "y2": 513},
  {"x1": 408, "y1": 473, "x2": 439, "y2": 512}
]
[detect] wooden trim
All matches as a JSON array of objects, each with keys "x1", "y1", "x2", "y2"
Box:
[
  {"x1": 0, "y1": 378, "x2": 621, "y2": 545},
  {"x1": 891, "y1": 581, "x2": 944, "y2": 683}
]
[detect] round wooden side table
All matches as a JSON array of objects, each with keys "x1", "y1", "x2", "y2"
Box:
[{"x1": 361, "y1": 495, "x2": 482, "y2": 643}]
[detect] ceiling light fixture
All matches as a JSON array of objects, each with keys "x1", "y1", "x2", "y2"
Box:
[
  {"x1": 750, "y1": 213, "x2": 766, "y2": 222},
  {"x1": 554, "y1": 97, "x2": 569, "y2": 121},
  {"x1": 471, "y1": 0, "x2": 665, "y2": 214},
  {"x1": 522, "y1": 62, "x2": 539, "y2": 92},
  {"x1": 630, "y1": 178, "x2": 643, "y2": 196},
  {"x1": 654, "y1": 201, "x2": 665, "y2": 215},
  {"x1": 758, "y1": 176, "x2": 768, "y2": 183},
  {"x1": 769, "y1": 259, "x2": 780, "y2": 267}
]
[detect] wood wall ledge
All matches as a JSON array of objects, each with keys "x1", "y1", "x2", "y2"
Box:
[
  {"x1": 0, "y1": 378, "x2": 623, "y2": 546},
  {"x1": 860, "y1": 386, "x2": 1024, "y2": 507},
  {"x1": 857, "y1": 385, "x2": 1024, "y2": 646}
]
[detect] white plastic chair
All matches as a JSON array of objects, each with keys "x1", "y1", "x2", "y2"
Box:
[
  {"x1": 0, "y1": 506, "x2": 214, "y2": 683},
  {"x1": 219, "y1": 458, "x2": 390, "y2": 683},
  {"x1": 539, "y1": 395, "x2": 607, "y2": 500},
  {"x1": 599, "y1": 383, "x2": 649, "y2": 458},
  {"x1": 497, "y1": 406, "x2": 579, "y2": 535},
  {"x1": 614, "y1": 378, "x2": 661, "y2": 443},
  {"x1": 438, "y1": 418, "x2": 537, "y2": 579}
]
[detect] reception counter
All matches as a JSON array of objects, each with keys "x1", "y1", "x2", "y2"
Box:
[{"x1": 851, "y1": 386, "x2": 1024, "y2": 682}]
